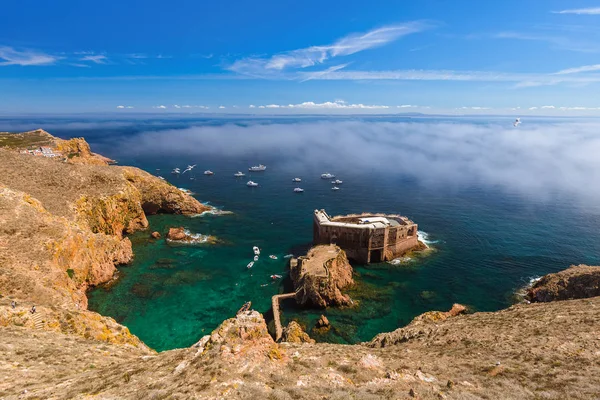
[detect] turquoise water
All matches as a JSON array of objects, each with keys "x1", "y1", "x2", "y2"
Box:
[{"x1": 4, "y1": 116, "x2": 600, "y2": 351}]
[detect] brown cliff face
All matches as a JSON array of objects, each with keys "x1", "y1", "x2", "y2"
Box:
[
  {"x1": 527, "y1": 264, "x2": 600, "y2": 302},
  {"x1": 0, "y1": 131, "x2": 209, "y2": 347},
  {"x1": 282, "y1": 321, "x2": 315, "y2": 344},
  {"x1": 291, "y1": 245, "x2": 354, "y2": 307}
]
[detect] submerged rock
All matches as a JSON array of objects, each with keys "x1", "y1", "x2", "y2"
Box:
[
  {"x1": 151, "y1": 231, "x2": 161, "y2": 239},
  {"x1": 527, "y1": 264, "x2": 600, "y2": 302}
]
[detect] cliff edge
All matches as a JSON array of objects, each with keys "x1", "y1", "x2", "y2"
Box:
[{"x1": 0, "y1": 130, "x2": 209, "y2": 348}]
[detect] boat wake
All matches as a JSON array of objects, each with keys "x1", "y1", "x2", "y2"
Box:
[{"x1": 193, "y1": 209, "x2": 234, "y2": 217}]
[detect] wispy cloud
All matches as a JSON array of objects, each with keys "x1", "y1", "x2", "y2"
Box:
[
  {"x1": 153, "y1": 105, "x2": 167, "y2": 109},
  {"x1": 555, "y1": 64, "x2": 600, "y2": 74},
  {"x1": 228, "y1": 21, "x2": 432, "y2": 77},
  {"x1": 553, "y1": 7, "x2": 600, "y2": 15},
  {"x1": 298, "y1": 68, "x2": 600, "y2": 88},
  {"x1": 80, "y1": 54, "x2": 108, "y2": 64},
  {"x1": 495, "y1": 31, "x2": 600, "y2": 53},
  {"x1": 116, "y1": 105, "x2": 134, "y2": 109},
  {"x1": 0, "y1": 46, "x2": 59, "y2": 66}
]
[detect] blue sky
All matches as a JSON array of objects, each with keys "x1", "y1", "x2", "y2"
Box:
[{"x1": 2, "y1": 0, "x2": 600, "y2": 114}]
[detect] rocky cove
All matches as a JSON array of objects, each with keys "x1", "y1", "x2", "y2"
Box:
[{"x1": 1, "y1": 130, "x2": 600, "y2": 399}]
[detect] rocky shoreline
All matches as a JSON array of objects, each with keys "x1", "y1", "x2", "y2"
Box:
[{"x1": 1, "y1": 130, "x2": 600, "y2": 399}]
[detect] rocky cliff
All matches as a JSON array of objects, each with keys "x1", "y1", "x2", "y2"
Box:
[
  {"x1": 527, "y1": 264, "x2": 600, "y2": 302},
  {"x1": 291, "y1": 245, "x2": 355, "y2": 307},
  {"x1": 0, "y1": 130, "x2": 209, "y2": 348}
]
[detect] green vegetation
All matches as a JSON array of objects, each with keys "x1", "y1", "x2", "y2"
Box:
[
  {"x1": 0, "y1": 131, "x2": 54, "y2": 149},
  {"x1": 66, "y1": 269, "x2": 75, "y2": 279}
]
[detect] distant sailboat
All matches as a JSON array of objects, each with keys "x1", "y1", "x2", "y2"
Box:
[{"x1": 514, "y1": 118, "x2": 521, "y2": 127}]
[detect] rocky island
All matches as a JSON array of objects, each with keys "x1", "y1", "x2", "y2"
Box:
[{"x1": 1, "y1": 130, "x2": 599, "y2": 399}]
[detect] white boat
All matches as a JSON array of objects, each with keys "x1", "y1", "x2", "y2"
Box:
[
  {"x1": 253, "y1": 255, "x2": 259, "y2": 262},
  {"x1": 157, "y1": 176, "x2": 165, "y2": 180},
  {"x1": 253, "y1": 246, "x2": 260, "y2": 255},
  {"x1": 247, "y1": 261, "x2": 254, "y2": 269},
  {"x1": 171, "y1": 168, "x2": 181, "y2": 174},
  {"x1": 234, "y1": 171, "x2": 246, "y2": 177},
  {"x1": 248, "y1": 164, "x2": 266, "y2": 172},
  {"x1": 204, "y1": 170, "x2": 214, "y2": 175},
  {"x1": 271, "y1": 274, "x2": 282, "y2": 279},
  {"x1": 247, "y1": 180, "x2": 259, "y2": 187},
  {"x1": 514, "y1": 117, "x2": 521, "y2": 127},
  {"x1": 321, "y1": 173, "x2": 335, "y2": 179},
  {"x1": 293, "y1": 187, "x2": 304, "y2": 193},
  {"x1": 269, "y1": 255, "x2": 278, "y2": 260},
  {"x1": 292, "y1": 177, "x2": 301, "y2": 182},
  {"x1": 331, "y1": 179, "x2": 343, "y2": 184},
  {"x1": 332, "y1": 186, "x2": 340, "y2": 191}
]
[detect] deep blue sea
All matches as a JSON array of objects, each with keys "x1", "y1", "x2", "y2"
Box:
[{"x1": 3, "y1": 114, "x2": 600, "y2": 351}]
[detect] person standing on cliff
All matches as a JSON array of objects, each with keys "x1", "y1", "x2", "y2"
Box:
[
  {"x1": 11, "y1": 301, "x2": 16, "y2": 309},
  {"x1": 30, "y1": 305, "x2": 36, "y2": 314}
]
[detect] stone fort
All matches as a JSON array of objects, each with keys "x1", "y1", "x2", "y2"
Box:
[{"x1": 313, "y1": 209, "x2": 419, "y2": 263}]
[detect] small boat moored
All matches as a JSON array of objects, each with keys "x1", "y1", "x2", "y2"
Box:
[
  {"x1": 321, "y1": 173, "x2": 335, "y2": 179},
  {"x1": 331, "y1": 179, "x2": 343, "y2": 184},
  {"x1": 331, "y1": 186, "x2": 340, "y2": 191},
  {"x1": 204, "y1": 170, "x2": 214, "y2": 175},
  {"x1": 271, "y1": 274, "x2": 282, "y2": 280},
  {"x1": 247, "y1": 180, "x2": 259, "y2": 187},
  {"x1": 269, "y1": 255, "x2": 278, "y2": 260},
  {"x1": 292, "y1": 177, "x2": 301, "y2": 182},
  {"x1": 247, "y1": 261, "x2": 254, "y2": 269},
  {"x1": 253, "y1": 246, "x2": 260, "y2": 255},
  {"x1": 171, "y1": 168, "x2": 181, "y2": 174},
  {"x1": 254, "y1": 255, "x2": 259, "y2": 262},
  {"x1": 249, "y1": 164, "x2": 267, "y2": 172},
  {"x1": 293, "y1": 187, "x2": 304, "y2": 193},
  {"x1": 234, "y1": 171, "x2": 246, "y2": 177}
]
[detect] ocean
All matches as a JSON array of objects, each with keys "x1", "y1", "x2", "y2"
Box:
[{"x1": 3, "y1": 114, "x2": 600, "y2": 351}]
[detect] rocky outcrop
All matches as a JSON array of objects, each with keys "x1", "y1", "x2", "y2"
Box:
[
  {"x1": 282, "y1": 321, "x2": 315, "y2": 344},
  {"x1": 527, "y1": 264, "x2": 600, "y2": 302},
  {"x1": 121, "y1": 167, "x2": 210, "y2": 215},
  {"x1": 291, "y1": 245, "x2": 354, "y2": 307},
  {"x1": 368, "y1": 304, "x2": 467, "y2": 348},
  {"x1": 166, "y1": 227, "x2": 217, "y2": 244},
  {"x1": 151, "y1": 231, "x2": 161, "y2": 239},
  {"x1": 0, "y1": 130, "x2": 210, "y2": 347}
]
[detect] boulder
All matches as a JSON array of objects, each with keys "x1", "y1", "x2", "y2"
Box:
[
  {"x1": 151, "y1": 231, "x2": 161, "y2": 239},
  {"x1": 167, "y1": 227, "x2": 188, "y2": 241},
  {"x1": 281, "y1": 321, "x2": 315, "y2": 344},
  {"x1": 316, "y1": 315, "x2": 330, "y2": 328}
]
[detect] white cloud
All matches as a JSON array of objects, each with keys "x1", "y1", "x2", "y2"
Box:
[
  {"x1": 541, "y1": 105, "x2": 555, "y2": 109},
  {"x1": 174, "y1": 105, "x2": 181, "y2": 109},
  {"x1": 529, "y1": 107, "x2": 538, "y2": 110},
  {"x1": 249, "y1": 105, "x2": 256, "y2": 108},
  {"x1": 553, "y1": 7, "x2": 600, "y2": 15},
  {"x1": 116, "y1": 105, "x2": 134, "y2": 109},
  {"x1": 398, "y1": 105, "x2": 418, "y2": 108},
  {"x1": 153, "y1": 105, "x2": 167, "y2": 109},
  {"x1": 228, "y1": 21, "x2": 431, "y2": 77},
  {"x1": 255, "y1": 100, "x2": 390, "y2": 110},
  {"x1": 555, "y1": 64, "x2": 600, "y2": 75},
  {"x1": 80, "y1": 54, "x2": 108, "y2": 64},
  {"x1": 0, "y1": 46, "x2": 59, "y2": 66},
  {"x1": 219, "y1": 105, "x2": 226, "y2": 109}
]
